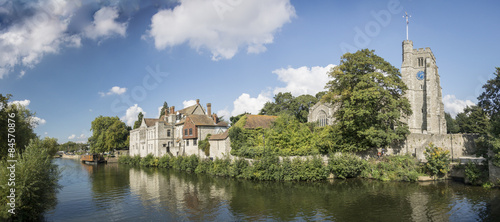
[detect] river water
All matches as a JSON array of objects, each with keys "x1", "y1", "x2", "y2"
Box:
[{"x1": 45, "y1": 158, "x2": 500, "y2": 221}]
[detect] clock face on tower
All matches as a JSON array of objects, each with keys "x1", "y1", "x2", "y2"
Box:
[{"x1": 416, "y1": 71, "x2": 425, "y2": 80}]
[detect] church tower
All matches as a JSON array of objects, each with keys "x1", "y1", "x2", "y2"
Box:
[{"x1": 401, "y1": 40, "x2": 447, "y2": 134}]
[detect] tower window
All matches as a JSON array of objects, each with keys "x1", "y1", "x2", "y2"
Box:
[{"x1": 418, "y1": 57, "x2": 424, "y2": 67}]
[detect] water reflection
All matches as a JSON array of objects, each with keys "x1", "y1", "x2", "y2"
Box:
[{"x1": 46, "y1": 159, "x2": 500, "y2": 221}]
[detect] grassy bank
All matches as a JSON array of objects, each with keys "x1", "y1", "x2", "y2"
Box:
[{"x1": 119, "y1": 153, "x2": 429, "y2": 182}]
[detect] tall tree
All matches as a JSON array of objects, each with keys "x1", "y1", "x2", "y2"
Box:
[
  {"x1": 477, "y1": 67, "x2": 500, "y2": 166},
  {"x1": 259, "y1": 92, "x2": 318, "y2": 123},
  {"x1": 89, "y1": 116, "x2": 129, "y2": 154},
  {"x1": 158, "y1": 101, "x2": 169, "y2": 119},
  {"x1": 455, "y1": 105, "x2": 489, "y2": 134},
  {"x1": 478, "y1": 67, "x2": 500, "y2": 136},
  {"x1": 41, "y1": 137, "x2": 59, "y2": 157},
  {"x1": 133, "y1": 112, "x2": 144, "y2": 129},
  {"x1": 445, "y1": 112, "x2": 460, "y2": 134},
  {"x1": 322, "y1": 49, "x2": 412, "y2": 152},
  {"x1": 0, "y1": 94, "x2": 37, "y2": 159}
]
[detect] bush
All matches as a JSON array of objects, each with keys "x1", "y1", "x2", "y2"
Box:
[
  {"x1": 210, "y1": 158, "x2": 231, "y2": 177},
  {"x1": 158, "y1": 155, "x2": 172, "y2": 168},
  {"x1": 424, "y1": 143, "x2": 451, "y2": 177},
  {"x1": 328, "y1": 153, "x2": 367, "y2": 179},
  {"x1": 230, "y1": 158, "x2": 249, "y2": 178},
  {"x1": 464, "y1": 162, "x2": 489, "y2": 185},
  {"x1": 362, "y1": 155, "x2": 421, "y2": 182},
  {"x1": 0, "y1": 140, "x2": 61, "y2": 221},
  {"x1": 195, "y1": 159, "x2": 213, "y2": 174},
  {"x1": 140, "y1": 154, "x2": 158, "y2": 167}
]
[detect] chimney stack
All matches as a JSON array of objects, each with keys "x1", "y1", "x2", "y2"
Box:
[
  {"x1": 207, "y1": 103, "x2": 211, "y2": 116},
  {"x1": 196, "y1": 99, "x2": 200, "y2": 105}
]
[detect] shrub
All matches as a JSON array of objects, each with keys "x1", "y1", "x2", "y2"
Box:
[
  {"x1": 118, "y1": 155, "x2": 131, "y2": 164},
  {"x1": 210, "y1": 158, "x2": 231, "y2": 177},
  {"x1": 195, "y1": 159, "x2": 213, "y2": 174},
  {"x1": 328, "y1": 153, "x2": 367, "y2": 179},
  {"x1": 0, "y1": 140, "x2": 61, "y2": 221},
  {"x1": 141, "y1": 154, "x2": 158, "y2": 167},
  {"x1": 231, "y1": 158, "x2": 250, "y2": 178},
  {"x1": 362, "y1": 155, "x2": 421, "y2": 182},
  {"x1": 464, "y1": 162, "x2": 489, "y2": 185},
  {"x1": 424, "y1": 143, "x2": 451, "y2": 177},
  {"x1": 158, "y1": 155, "x2": 172, "y2": 168}
]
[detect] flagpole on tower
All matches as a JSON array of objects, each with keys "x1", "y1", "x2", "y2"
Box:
[{"x1": 404, "y1": 12, "x2": 411, "y2": 40}]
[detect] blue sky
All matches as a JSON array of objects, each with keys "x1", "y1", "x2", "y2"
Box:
[{"x1": 1, "y1": 0, "x2": 499, "y2": 143}]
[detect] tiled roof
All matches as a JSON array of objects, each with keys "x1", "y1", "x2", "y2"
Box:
[
  {"x1": 188, "y1": 115, "x2": 217, "y2": 126},
  {"x1": 144, "y1": 118, "x2": 160, "y2": 127},
  {"x1": 244, "y1": 115, "x2": 278, "y2": 129},
  {"x1": 209, "y1": 130, "x2": 229, "y2": 140},
  {"x1": 177, "y1": 104, "x2": 203, "y2": 115},
  {"x1": 216, "y1": 121, "x2": 229, "y2": 127}
]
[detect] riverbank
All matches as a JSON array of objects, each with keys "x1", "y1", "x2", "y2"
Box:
[{"x1": 118, "y1": 153, "x2": 499, "y2": 188}]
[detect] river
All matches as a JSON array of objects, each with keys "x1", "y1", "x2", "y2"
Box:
[{"x1": 45, "y1": 158, "x2": 500, "y2": 221}]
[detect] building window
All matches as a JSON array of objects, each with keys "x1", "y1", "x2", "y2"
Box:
[
  {"x1": 167, "y1": 130, "x2": 171, "y2": 137},
  {"x1": 186, "y1": 140, "x2": 189, "y2": 146},
  {"x1": 317, "y1": 111, "x2": 327, "y2": 127},
  {"x1": 189, "y1": 128, "x2": 192, "y2": 136},
  {"x1": 418, "y1": 57, "x2": 424, "y2": 67},
  {"x1": 194, "y1": 139, "x2": 197, "y2": 145},
  {"x1": 184, "y1": 129, "x2": 188, "y2": 136}
]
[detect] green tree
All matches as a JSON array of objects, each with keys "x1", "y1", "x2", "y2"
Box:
[
  {"x1": 445, "y1": 112, "x2": 460, "y2": 134},
  {"x1": 259, "y1": 92, "x2": 318, "y2": 123},
  {"x1": 41, "y1": 137, "x2": 59, "y2": 157},
  {"x1": 323, "y1": 49, "x2": 412, "y2": 152},
  {"x1": 89, "y1": 116, "x2": 129, "y2": 154},
  {"x1": 158, "y1": 101, "x2": 169, "y2": 119},
  {"x1": 315, "y1": 91, "x2": 327, "y2": 101},
  {"x1": 455, "y1": 105, "x2": 489, "y2": 134},
  {"x1": 478, "y1": 67, "x2": 500, "y2": 135},
  {"x1": 0, "y1": 94, "x2": 37, "y2": 159},
  {"x1": 133, "y1": 112, "x2": 144, "y2": 129},
  {"x1": 477, "y1": 67, "x2": 500, "y2": 166},
  {"x1": 230, "y1": 112, "x2": 249, "y2": 126}
]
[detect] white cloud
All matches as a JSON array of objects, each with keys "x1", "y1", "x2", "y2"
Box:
[
  {"x1": 158, "y1": 106, "x2": 163, "y2": 117},
  {"x1": 29, "y1": 116, "x2": 46, "y2": 128},
  {"x1": 231, "y1": 93, "x2": 271, "y2": 116},
  {"x1": 68, "y1": 134, "x2": 76, "y2": 140},
  {"x1": 183, "y1": 100, "x2": 197, "y2": 108},
  {"x1": 121, "y1": 104, "x2": 145, "y2": 126},
  {"x1": 273, "y1": 64, "x2": 335, "y2": 96},
  {"x1": 99, "y1": 86, "x2": 127, "y2": 96},
  {"x1": 0, "y1": 0, "x2": 81, "y2": 79},
  {"x1": 443, "y1": 94, "x2": 475, "y2": 118},
  {"x1": 217, "y1": 108, "x2": 230, "y2": 120},
  {"x1": 146, "y1": 0, "x2": 295, "y2": 60},
  {"x1": 9, "y1": 99, "x2": 31, "y2": 107},
  {"x1": 78, "y1": 134, "x2": 86, "y2": 139},
  {"x1": 84, "y1": 7, "x2": 128, "y2": 41},
  {"x1": 44, "y1": 132, "x2": 48, "y2": 135}
]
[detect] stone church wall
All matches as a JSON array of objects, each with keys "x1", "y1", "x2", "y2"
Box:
[{"x1": 381, "y1": 133, "x2": 478, "y2": 161}]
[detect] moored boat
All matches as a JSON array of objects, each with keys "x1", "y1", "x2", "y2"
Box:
[{"x1": 81, "y1": 154, "x2": 107, "y2": 164}]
